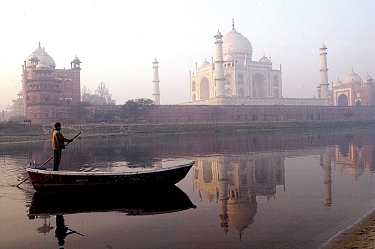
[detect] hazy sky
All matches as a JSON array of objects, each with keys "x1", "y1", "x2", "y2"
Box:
[{"x1": 1, "y1": 0, "x2": 374, "y2": 110}]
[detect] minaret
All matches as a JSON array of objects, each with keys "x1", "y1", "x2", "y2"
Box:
[
  {"x1": 70, "y1": 55, "x2": 81, "y2": 104},
  {"x1": 152, "y1": 58, "x2": 161, "y2": 105},
  {"x1": 214, "y1": 30, "x2": 225, "y2": 97},
  {"x1": 319, "y1": 43, "x2": 329, "y2": 99}
]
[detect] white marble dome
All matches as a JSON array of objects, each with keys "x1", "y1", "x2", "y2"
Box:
[
  {"x1": 25, "y1": 45, "x2": 56, "y2": 69},
  {"x1": 333, "y1": 78, "x2": 344, "y2": 87},
  {"x1": 224, "y1": 53, "x2": 235, "y2": 62},
  {"x1": 223, "y1": 28, "x2": 253, "y2": 59},
  {"x1": 344, "y1": 70, "x2": 362, "y2": 85},
  {"x1": 259, "y1": 55, "x2": 270, "y2": 63},
  {"x1": 201, "y1": 60, "x2": 210, "y2": 67}
]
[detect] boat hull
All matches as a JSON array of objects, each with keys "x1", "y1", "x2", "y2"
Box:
[{"x1": 27, "y1": 162, "x2": 194, "y2": 193}]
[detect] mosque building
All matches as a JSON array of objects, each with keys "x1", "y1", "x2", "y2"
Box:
[
  {"x1": 328, "y1": 70, "x2": 375, "y2": 106},
  {"x1": 21, "y1": 43, "x2": 81, "y2": 124}
]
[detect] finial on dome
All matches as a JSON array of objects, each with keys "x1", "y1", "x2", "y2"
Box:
[
  {"x1": 232, "y1": 19, "x2": 235, "y2": 30},
  {"x1": 38, "y1": 41, "x2": 41, "y2": 47}
]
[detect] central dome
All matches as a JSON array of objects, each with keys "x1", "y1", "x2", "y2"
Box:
[
  {"x1": 344, "y1": 70, "x2": 362, "y2": 86},
  {"x1": 223, "y1": 28, "x2": 253, "y2": 60},
  {"x1": 25, "y1": 44, "x2": 56, "y2": 69}
]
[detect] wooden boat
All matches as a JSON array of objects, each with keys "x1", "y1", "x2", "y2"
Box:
[
  {"x1": 28, "y1": 185, "x2": 196, "y2": 217},
  {"x1": 26, "y1": 161, "x2": 194, "y2": 193}
]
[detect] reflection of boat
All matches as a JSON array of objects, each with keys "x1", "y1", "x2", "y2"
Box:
[
  {"x1": 26, "y1": 161, "x2": 194, "y2": 193},
  {"x1": 28, "y1": 185, "x2": 196, "y2": 217}
]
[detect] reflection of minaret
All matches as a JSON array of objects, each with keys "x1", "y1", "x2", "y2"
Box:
[
  {"x1": 322, "y1": 147, "x2": 332, "y2": 207},
  {"x1": 218, "y1": 161, "x2": 229, "y2": 234},
  {"x1": 152, "y1": 58, "x2": 161, "y2": 105},
  {"x1": 214, "y1": 30, "x2": 225, "y2": 97}
]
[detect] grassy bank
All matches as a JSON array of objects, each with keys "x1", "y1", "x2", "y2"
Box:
[{"x1": 1, "y1": 120, "x2": 375, "y2": 143}]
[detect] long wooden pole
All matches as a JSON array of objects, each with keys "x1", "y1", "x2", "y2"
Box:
[{"x1": 16, "y1": 131, "x2": 81, "y2": 187}]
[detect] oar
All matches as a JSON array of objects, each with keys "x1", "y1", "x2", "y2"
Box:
[
  {"x1": 68, "y1": 228, "x2": 85, "y2": 236},
  {"x1": 16, "y1": 131, "x2": 81, "y2": 187}
]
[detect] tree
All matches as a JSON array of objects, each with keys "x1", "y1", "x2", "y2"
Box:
[
  {"x1": 81, "y1": 83, "x2": 116, "y2": 105},
  {"x1": 121, "y1": 98, "x2": 155, "y2": 121},
  {"x1": 95, "y1": 82, "x2": 116, "y2": 105},
  {"x1": 67, "y1": 102, "x2": 90, "y2": 125}
]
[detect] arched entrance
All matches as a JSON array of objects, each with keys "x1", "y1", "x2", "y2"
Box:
[
  {"x1": 200, "y1": 77, "x2": 209, "y2": 99},
  {"x1": 252, "y1": 74, "x2": 266, "y2": 97},
  {"x1": 337, "y1": 94, "x2": 348, "y2": 106}
]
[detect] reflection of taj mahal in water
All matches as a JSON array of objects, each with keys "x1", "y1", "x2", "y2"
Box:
[
  {"x1": 192, "y1": 154, "x2": 285, "y2": 236},
  {"x1": 192, "y1": 143, "x2": 375, "y2": 237}
]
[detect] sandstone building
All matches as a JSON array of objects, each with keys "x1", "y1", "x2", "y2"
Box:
[
  {"x1": 21, "y1": 43, "x2": 81, "y2": 124},
  {"x1": 329, "y1": 69, "x2": 375, "y2": 106}
]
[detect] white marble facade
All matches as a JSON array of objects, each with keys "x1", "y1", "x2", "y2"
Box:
[
  {"x1": 190, "y1": 22, "x2": 282, "y2": 101},
  {"x1": 186, "y1": 21, "x2": 328, "y2": 106}
]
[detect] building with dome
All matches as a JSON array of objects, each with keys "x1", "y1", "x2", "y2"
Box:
[
  {"x1": 186, "y1": 21, "x2": 329, "y2": 106},
  {"x1": 329, "y1": 69, "x2": 375, "y2": 106},
  {"x1": 21, "y1": 43, "x2": 81, "y2": 124}
]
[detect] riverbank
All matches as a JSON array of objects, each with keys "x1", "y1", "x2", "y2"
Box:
[
  {"x1": 321, "y1": 209, "x2": 375, "y2": 249},
  {"x1": 2, "y1": 119, "x2": 375, "y2": 143}
]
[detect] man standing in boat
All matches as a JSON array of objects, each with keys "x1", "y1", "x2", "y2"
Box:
[{"x1": 52, "y1": 122, "x2": 74, "y2": 171}]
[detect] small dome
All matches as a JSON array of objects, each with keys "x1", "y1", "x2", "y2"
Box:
[
  {"x1": 259, "y1": 55, "x2": 270, "y2": 63},
  {"x1": 215, "y1": 29, "x2": 222, "y2": 38},
  {"x1": 333, "y1": 78, "x2": 344, "y2": 87},
  {"x1": 223, "y1": 27, "x2": 253, "y2": 60},
  {"x1": 201, "y1": 60, "x2": 210, "y2": 67},
  {"x1": 224, "y1": 53, "x2": 235, "y2": 62},
  {"x1": 320, "y1": 43, "x2": 327, "y2": 50},
  {"x1": 363, "y1": 74, "x2": 373, "y2": 85},
  {"x1": 25, "y1": 44, "x2": 56, "y2": 69},
  {"x1": 72, "y1": 55, "x2": 81, "y2": 64},
  {"x1": 344, "y1": 70, "x2": 362, "y2": 85},
  {"x1": 29, "y1": 53, "x2": 39, "y2": 62}
]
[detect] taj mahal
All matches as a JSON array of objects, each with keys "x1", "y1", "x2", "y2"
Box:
[
  {"x1": 152, "y1": 20, "x2": 330, "y2": 106},
  {"x1": 152, "y1": 21, "x2": 374, "y2": 107}
]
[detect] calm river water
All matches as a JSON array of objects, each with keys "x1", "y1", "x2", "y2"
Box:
[{"x1": 1, "y1": 128, "x2": 375, "y2": 249}]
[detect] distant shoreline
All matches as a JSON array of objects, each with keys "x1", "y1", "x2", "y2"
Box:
[{"x1": 2, "y1": 120, "x2": 375, "y2": 143}]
